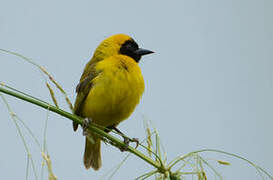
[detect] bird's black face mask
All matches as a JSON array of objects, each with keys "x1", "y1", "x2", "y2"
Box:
[{"x1": 120, "y1": 39, "x2": 154, "y2": 62}]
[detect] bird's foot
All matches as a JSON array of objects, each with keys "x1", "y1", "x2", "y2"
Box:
[
  {"x1": 107, "y1": 126, "x2": 139, "y2": 151},
  {"x1": 82, "y1": 118, "x2": 92, "y2": 136},
  {"x1": 119, "y1": 136, "x2": 139, "y2": 152}
]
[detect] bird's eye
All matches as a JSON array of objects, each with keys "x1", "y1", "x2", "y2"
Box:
[
  {"x1": 120, "y1": 40, "x2": 138, "y2": 54},
  {"x1": 125, "y1": 41, "x2": 138, "y2": 51},
  {"x1": 126, "y1": 43, "x2": 133, "y2": 50}
]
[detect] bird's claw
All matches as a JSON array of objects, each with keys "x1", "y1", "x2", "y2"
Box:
[
  {"x1": 119, "y1": 137, "x2": 139, "y2": 152},
  {"x1": 82, "y1": 118, "x2": 92, "y2": 136},
  {"x1": 131, "y1": 138, "x2": 139, "y2": 148}
]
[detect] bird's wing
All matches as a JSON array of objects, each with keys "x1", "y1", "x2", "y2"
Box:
[{"x1": 73, "y1": 62, "x2": 100, "y2": 131}]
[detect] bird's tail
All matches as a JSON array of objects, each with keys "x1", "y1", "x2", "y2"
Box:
[{"x1": 84, "y1": 134, "x2": 101, "y2": 170}]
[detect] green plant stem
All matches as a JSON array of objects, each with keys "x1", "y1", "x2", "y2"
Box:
[
  {"x1": 0, "y1": 86, "x2": 164, "y2": 173},
  {"x1": 193, "y1": 149, "x2": 273, "y2": 179},
  {"x1": 168, "y1": 148, "x2": 273, "y2": 180}
]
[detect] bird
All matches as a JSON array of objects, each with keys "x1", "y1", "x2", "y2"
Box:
[{"x1": 73, "y1": 34, "x2": 154, "y2": 170}]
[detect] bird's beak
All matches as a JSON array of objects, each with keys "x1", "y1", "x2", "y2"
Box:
[{"x1": 135, "y1": 48, "x2": 154, "y2": 56}]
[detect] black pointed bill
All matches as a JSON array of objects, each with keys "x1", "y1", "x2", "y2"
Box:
[{"x1": 135, "y1": 48, "x2": 154, "y2": 56}]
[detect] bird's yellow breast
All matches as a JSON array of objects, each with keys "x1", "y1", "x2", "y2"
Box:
[{"x1": 81, "y1": 55, "x2": 144, "y2": 127}]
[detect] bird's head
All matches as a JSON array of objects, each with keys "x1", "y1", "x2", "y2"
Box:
[{"x1": 93, "y1": 34, "x2": 154, "y2": 62}]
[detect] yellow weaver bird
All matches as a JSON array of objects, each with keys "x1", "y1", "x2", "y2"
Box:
[{"x1": 73, "y1": 34, "x2": 153, "y2": 170}]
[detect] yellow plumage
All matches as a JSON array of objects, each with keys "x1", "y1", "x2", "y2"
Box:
[
  {"x1": 73, "y1": 34, "x2": 153, "y2": 170},
  {"x1": 82, "y1": 55, "x2": 144, "y2": 126}
]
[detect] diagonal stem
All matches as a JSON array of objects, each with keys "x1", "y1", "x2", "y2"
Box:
[{"x1": 0, "y1": 86, "x2": 165, "y2": 173}]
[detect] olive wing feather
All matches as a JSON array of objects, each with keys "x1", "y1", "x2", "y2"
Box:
[{"x1": 73, "y1": 63, "x2": 99, "y2": 131}]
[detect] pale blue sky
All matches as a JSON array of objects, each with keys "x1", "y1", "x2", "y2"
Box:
[{"x1": 1, "y1": 0, "x2": 273, "y2": 179}]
